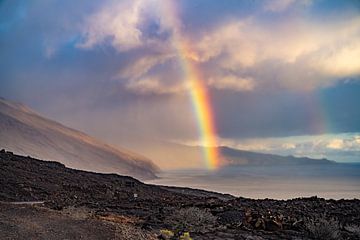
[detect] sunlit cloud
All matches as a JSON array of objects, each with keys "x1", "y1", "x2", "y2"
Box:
[
  {"x1": 313, "y1": 41, "x2": 360, "y2": 77},
  {"x1": 117, "y1": 54, "x2": 174, "y2": 80},
  {"x1": 281, "y1": 143, "x2": 296, "y2": 150},
  {"x1": 217, "y1": 133, "x2": 360, "y2": 162},
  {"x1": 74, "y1": 0, "x2": 360, "y2": 93},
  {"x1": 77, "y1": 0, "x2": 165, "y2": 51},
  {"x1": 208, "y1": 75, "x2": 255, "y2": 92},
  {"x1": 78, "y1": 0, "x2": 143, "y2": 51},
  {"x1": 192, "y1": 16, "x2": 360, "y2": 91},
  {"x1": 125, "y1": 76, "x2": 186, "y2": 95},
  {"x1": 326, "y1": 139, "x2": 344, "y2": 150}
]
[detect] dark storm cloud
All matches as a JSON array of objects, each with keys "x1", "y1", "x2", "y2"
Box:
[{"x1": 213, "y1": 81, "x2": 360, "y2": 139}]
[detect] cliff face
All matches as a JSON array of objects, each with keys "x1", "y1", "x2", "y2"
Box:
[{"x1": 0, "y1": 98, "x2": 159, "y2": 180}]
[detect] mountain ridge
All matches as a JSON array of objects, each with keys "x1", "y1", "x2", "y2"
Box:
[
  {"x1": 218, "y1": 146, "x2": 335, "y2": 166},
  {"x1": 0, "y1": 98, "x2": 159, "y2": 180}
]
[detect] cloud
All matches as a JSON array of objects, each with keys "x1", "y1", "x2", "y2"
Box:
[
  {"x1": 218, "y1": 133, "x2": 360, "y2": 162},
  {"x1": 118, "y1": 54, "x2": 174, "y2": 80},
  {"x1": 208, "y1": 75, "x2": 255, "y2": 92},
  {"x1": 76, "y1": 0, "x2": 185, "y2": 95},
  {"x1": 125, "y1": 76, "x2": 186, "y2": 95},
  {"x1": 191, "y1": 16, "x2": 360, "y2": 91},
  {"x1": 281, "y1": 143, "x2": 296, "y2": 149},
  {"x1": 192, "y1": 20, "x2": 257, "y2": 66},
  {"x1": 2, "y1": 0, "x2": 360, "y2": 151},
  {"x1": 330, "y1": 136, "x2": 360, "y2": 151},
  {"x1": 326, "y1": 139, "x2": 344, "y2": 150},
  {"x1": 73, "y1": 0, "x2": 360, "y2": 94},
  {"x1": 313, "y1": 41, "x2": 360, "y2": 77},
  {"x1": 77, "y1": 0, "x2": 150, "y2": 51}
]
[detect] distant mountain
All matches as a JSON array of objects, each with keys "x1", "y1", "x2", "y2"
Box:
[
  {"x1": 0, "y1": 98, "x2": 159, "y2": 180},
  {"x1": 219, "y1": 146, "x2": 335, "y2": 166},
  {"x1": 126, "y1": 139, "x2": 335, "y2": 170}
]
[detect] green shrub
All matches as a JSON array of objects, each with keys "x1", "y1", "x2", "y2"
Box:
[
  {"x1": 159, "y1": 229, "x2": 174, "y2": 240},
  {"x1": 179, "y1": 232, "x2": 192, "y2": 240}
]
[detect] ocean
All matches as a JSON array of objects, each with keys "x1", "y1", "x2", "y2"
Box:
[{"x1": 146, "y1": 164, "x2": 360, "y2": 199}]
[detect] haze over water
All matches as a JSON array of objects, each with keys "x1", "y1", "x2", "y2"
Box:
[{"x1": 147, "y1": 164, "x2": 360, "y2": 200}]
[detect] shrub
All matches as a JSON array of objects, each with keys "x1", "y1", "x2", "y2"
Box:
[
  {"x1": 345, "y1": 224, "x2": 360, "y2": 238},
  {"x1": 159, "y1": 229, "x2": 174, "y2": 240},
  {"x1": 166, "y1": 207, "x2": 217, "y2": 233},
  {"x1": 179, "y1": 232, "x2": 192, "y2": 240},
  {"x1": 305, "y1": 217, "x2": 340, "y2": 240},
  {"x1": 114, "y1": 224, "x2": 156, "y2": 240},
  {"x1": 61, "y1": 206, "x2": 94, "y2": 220}
]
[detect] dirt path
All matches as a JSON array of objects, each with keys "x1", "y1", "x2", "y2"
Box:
[
  {"x1": 8, "y1": 201, "x2": 45, "y2": 205},
  {"x1": 0, "y1": 202, "x2": 118, "y2": 240}
]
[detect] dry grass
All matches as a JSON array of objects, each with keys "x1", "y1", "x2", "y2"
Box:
[
  {"x1": 96, "y1": 213, "x2": 154, "y2": 240},
  {"x1": 60, "y1": 206, "x2": 153, "y2": 240},
  {"x1": 61, "y1": 206, "x2": 94, "y2": 220},
  {"x1": 97, "y1": 214, "x2": 140, "y2": 224},
  {"x1": 114, "y1": 224, "x2": 157, "y2": 240},
  {"x1": 345, "y1": 224, "x2": 360, "y2": 238},
  {"x1": 166, "y1": 207, "x2": 217, "y2": 232},
  {"x1": 305, "y1": 217, "x2": 340, "y2": 240}
]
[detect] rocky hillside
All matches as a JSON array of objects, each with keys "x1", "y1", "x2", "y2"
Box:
[
  {"x1": 0, "y1": 150, "x2": 229, "y2": 203},
  {"x1": 1, "y1": 151, "x2": 359, "y2": 240},
  {"x1": 0, "y1": 98, "x2": 158, "y2": 180}
]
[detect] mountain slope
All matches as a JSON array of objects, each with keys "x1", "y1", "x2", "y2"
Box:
[{"x1": 0, "y1": 98, "x2": 159, "y2": 180}]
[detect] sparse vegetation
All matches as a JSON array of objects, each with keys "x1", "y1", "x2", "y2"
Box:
[
  {"x1": 179, "y1": 232, "x2": 192, "y2": 240},
  {"x1": 166, "y1": 207, "x2": 217, "y2": 233},
  {"x1": 160, "y1": 229, "x2": 174, "y2": 239},
  {"x1": 97, "y1": 214, "x2": 139, "y2": 224},
  {"x1": 159, "y1": 230, "x2": 192, "y2": 240},
  {"x1": 114, "y1": 224, "x2": 156, "y2": 240},
  {"x1": 61, "y1": 206, "x2": 94, "y2": 220},
  {"x1": 345, "y1": 224, "x2": 360, "y2": 238},
  {"x1": 305, "y1": 216, "x2": 340, "y2": 240},
  {"x1": 2, "y1": 152, "x2": 360, "y2": 240}
]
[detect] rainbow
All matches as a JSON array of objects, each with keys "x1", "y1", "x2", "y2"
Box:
[{"x1": 161, "y1": 1, "x2": 220, "y2": 170}]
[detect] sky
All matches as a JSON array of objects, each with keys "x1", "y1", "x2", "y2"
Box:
[{"x1": 1, "y1": 0, "x2": 360, "y2": 167}]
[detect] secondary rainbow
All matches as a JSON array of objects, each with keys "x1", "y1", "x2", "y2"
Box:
[{"x1": 161, "y1": 1, "x2": 220, "y2": 170}]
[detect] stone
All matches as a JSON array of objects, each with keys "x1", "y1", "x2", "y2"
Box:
[{"x1": 265, "y1": 219, "x2": 282, "y2": 231}]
